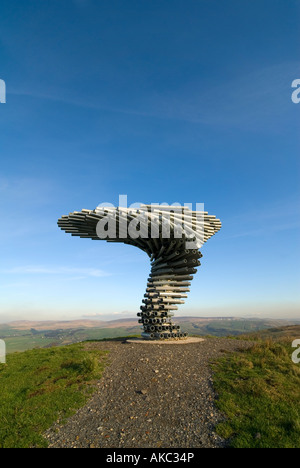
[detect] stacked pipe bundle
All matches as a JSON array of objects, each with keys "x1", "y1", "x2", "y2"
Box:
[{"x1": 58, "y1": 204, "x2": 221, "y2": 340}]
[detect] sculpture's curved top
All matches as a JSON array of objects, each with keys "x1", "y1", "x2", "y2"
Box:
[
  {"x1": 58, "y1": 204, "x2": 222, "y2": 340},
  {"x1": 58, "y1": 204, "x2": 221, "y2": 256}
]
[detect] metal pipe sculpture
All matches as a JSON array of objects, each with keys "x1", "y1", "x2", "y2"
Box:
[{"x1": 58, "y1": 204, "x2": 221, "y2": 340}]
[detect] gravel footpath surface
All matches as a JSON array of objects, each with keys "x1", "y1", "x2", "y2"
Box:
[{"x1": 44, "y1": 338, "x2": 252, "y2": 448}]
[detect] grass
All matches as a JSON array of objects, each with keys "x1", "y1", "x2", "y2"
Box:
[
  {"x1": 213, "y1": 339, "x2": 300, "y2": 448},
  {"x1": 241, "y1": 325, "x2": 300, "y2": 342},
  {"x1": 0, "y1": 342, "x2": 108, "y2": 448},
  {"x1": 1, "y1": 327, "x2": 299, "y2": 448},
  {"x1": 2, "y1": 335, "x2": 56, "y2": 353},
  {"x1": 1, "y1": 326, "x2": 142, "y2": 354}
]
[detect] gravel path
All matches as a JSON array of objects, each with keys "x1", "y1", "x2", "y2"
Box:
[{"x1": 45, "y1": 338, "x2": 252, "y2": 448}]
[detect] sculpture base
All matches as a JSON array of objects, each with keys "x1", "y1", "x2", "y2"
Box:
[{"x1": 126, "y1": 337, "x2": 205, "y2": 345}]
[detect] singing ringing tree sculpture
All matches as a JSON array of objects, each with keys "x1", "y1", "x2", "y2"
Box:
[{"x1": 58, "y1": 204, "x2": 221, "y2": 340}]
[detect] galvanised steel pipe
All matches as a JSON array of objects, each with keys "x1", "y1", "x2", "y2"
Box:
[{"x1": 58, "y1": 203, "x2": 221, "y2": 341}]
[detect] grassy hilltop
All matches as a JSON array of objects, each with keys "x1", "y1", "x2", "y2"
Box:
[
  {"x1": 1, "y1": 317, "x2": 299, "y2": 354},
  {"x1": 0, "y1": 343, "x2": 108, "y2": 448},
  {"x1": 213, "y1": 326, "x2": 300, "y2": 448},
  {"x1": 0, "y1": 324, "x2": 299, "y2": 448}
]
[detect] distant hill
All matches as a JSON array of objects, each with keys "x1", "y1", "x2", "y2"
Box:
[
  {"x1": 0, "y1": 317, "x2": 299, "y2": 353},
  {"x1": 240, "y1": 325, "x2": 300, "y2": 342},
  {"x1": 4, "y1": 319, "x2": 111, "y2": 330},
  {"x1": 3, "y1": 316, "x2": 236, "y2": 331}
]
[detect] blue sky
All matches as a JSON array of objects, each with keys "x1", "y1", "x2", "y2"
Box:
[{"x1": 0, "y1": 0, "x2": 299, "y2": 322}]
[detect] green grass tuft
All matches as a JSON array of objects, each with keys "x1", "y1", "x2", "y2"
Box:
[
  {"x1": 0, "y1": 343, "x2": 108, "y2": 448},
  {"x1": 213, "y1": 339, "x2": 300, "y2": 448}
]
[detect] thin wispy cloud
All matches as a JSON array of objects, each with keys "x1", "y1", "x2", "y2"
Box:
[
  {"x1": 0, "y1": 176, "x2": 62, "y2": 239},
  {"x1": 9, "y1": 88, "x2": 153, "y2": 120},
  {"x1": 9, "y1": 60, "x2": 298, "y2": 130},
  {"x1": 142, "y1": 61, "x2": 299, "y2": 128},
  {"x1": 221, "y1": 196, "x2": 300, "y2": 240},
  {"x1": 0, "y1": 281, "x2": 33, "y2": 289},
  {"x1": 224, "y1": 221, "x2": 300, "y2": 240},
  {"x1": 0, "y1": 176, "x2": 58, "y2": 213},
  {"x1": 1, "y1": 266, "x2": 110, "y2": 278}
]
